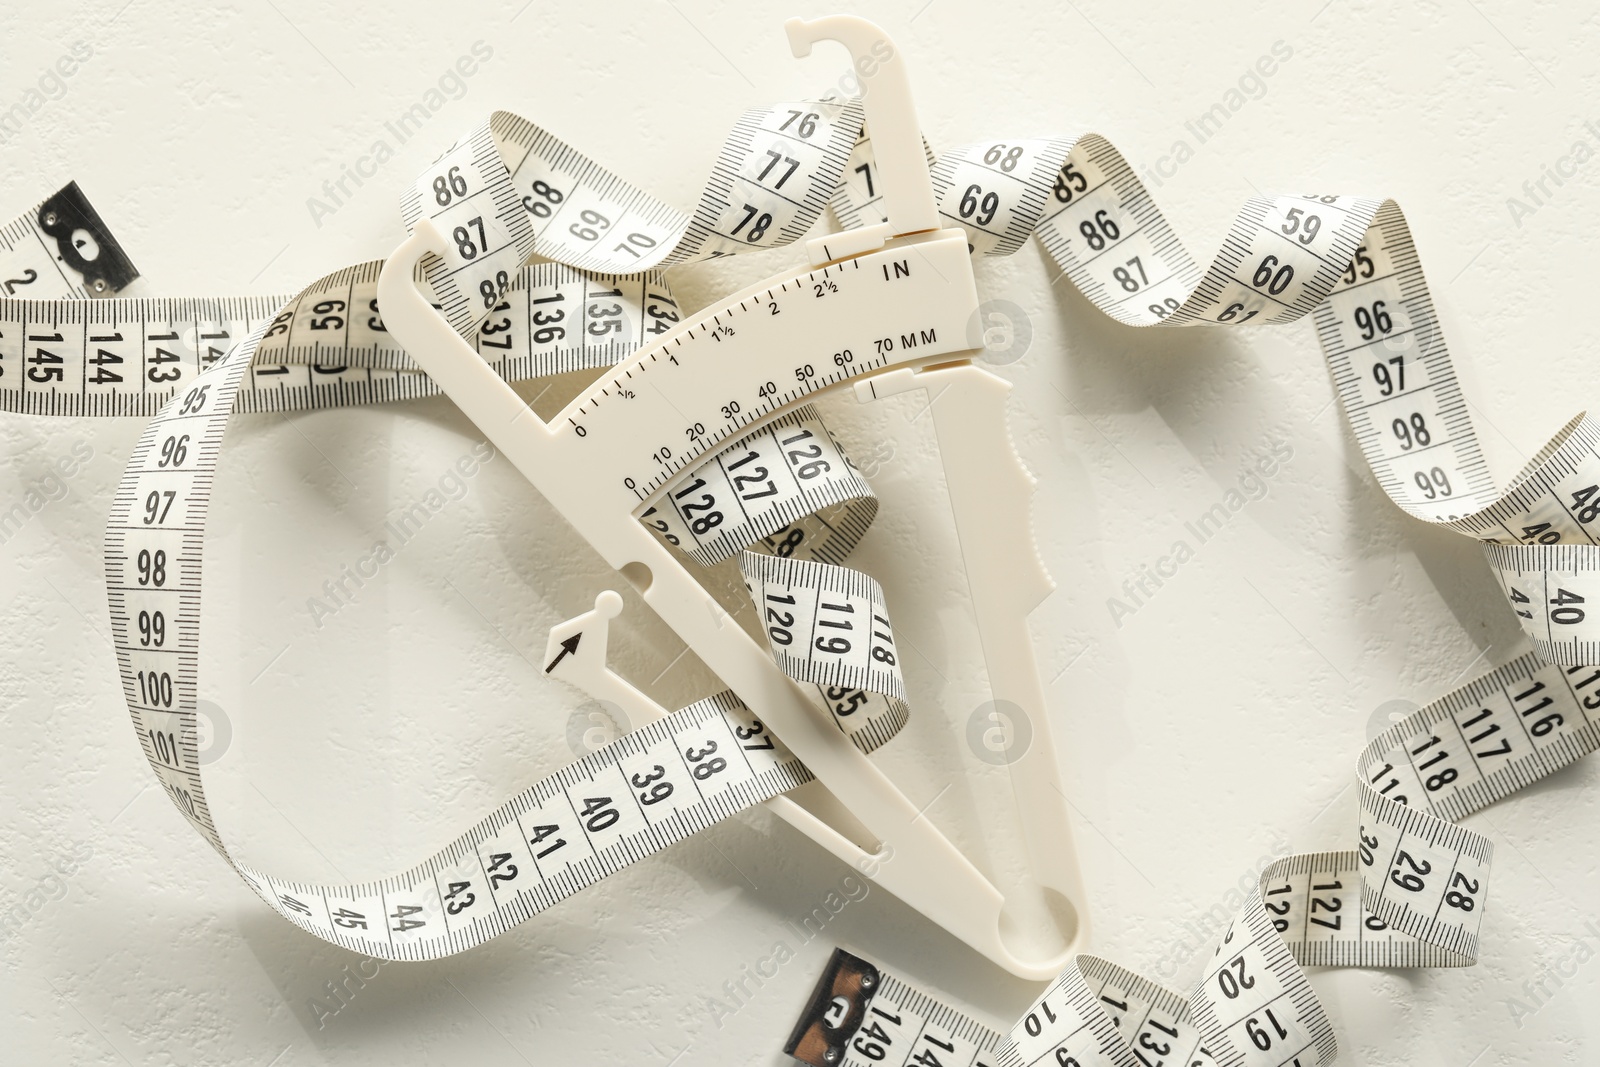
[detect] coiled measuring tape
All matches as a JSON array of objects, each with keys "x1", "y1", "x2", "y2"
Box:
[
  {"x1": 1, "y1": 13, "x2": 1598, "y2": 1063},
  {"x1": 80, "y1": 95, "x2": 936, "y2": 960},
  {"x1": 774, "y1": 103, "x2": 1600, "y2": 1067}
]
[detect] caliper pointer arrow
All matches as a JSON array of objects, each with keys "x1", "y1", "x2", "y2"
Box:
[{"x1": 544, "y1": 633, "x2": 581, "y2": 673}]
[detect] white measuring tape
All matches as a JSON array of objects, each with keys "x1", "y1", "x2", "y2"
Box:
[
  {"x1": 62, "y1": 95, "x2": 933, "y2": 960},
  {"x1": 1, "y1": 11, "x2": 1596, "y2": 1061}
]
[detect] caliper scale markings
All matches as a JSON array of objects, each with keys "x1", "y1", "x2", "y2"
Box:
[{"x1": 557, "y1": 239, "x2": 976, "y2": 503}]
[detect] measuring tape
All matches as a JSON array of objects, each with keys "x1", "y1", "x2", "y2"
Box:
[
  {"x1": 32, "y1": 95, "x2": 932, "y2": 960},
  {"x1": 2, "y1": 22, "x2": 1597, "y2": 1061},
  {"x1": 770, "y1": 122, "x2": 1600, "y2": 1064}
]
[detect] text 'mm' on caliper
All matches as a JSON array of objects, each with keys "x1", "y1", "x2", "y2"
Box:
[{"x1": 377, "y1": 13, "x2": 1088, "y2": 980}]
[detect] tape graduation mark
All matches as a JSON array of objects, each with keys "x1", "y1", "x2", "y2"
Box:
[{"x1": 0, "y1": 68, "x2": 1596, "y2": 1058}]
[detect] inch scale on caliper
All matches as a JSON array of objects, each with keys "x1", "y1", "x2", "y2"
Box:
[{"x1": 565, "y1": 247, "x2": 969, "y2": 503}]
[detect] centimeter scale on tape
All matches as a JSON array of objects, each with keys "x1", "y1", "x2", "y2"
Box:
[
  {"x1": 92, "y1": 88, "x2": 950, "y2": 959},
  {"x1": 0, "y1": 10, "x2": 1596, "y2": 1064}
]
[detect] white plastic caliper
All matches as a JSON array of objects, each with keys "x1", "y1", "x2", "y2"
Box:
[{"x1": 376, "y1": 14, "x2": 1087, "y2": 980}]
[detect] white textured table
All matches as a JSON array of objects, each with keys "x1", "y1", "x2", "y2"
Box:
[{"x1": 2, "y1": 1, "x2": 1596, "y2": 1063}]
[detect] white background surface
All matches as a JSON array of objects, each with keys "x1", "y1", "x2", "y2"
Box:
[{"x1": 2, "y1": 0, "x2": 1598, "y2": 1063}]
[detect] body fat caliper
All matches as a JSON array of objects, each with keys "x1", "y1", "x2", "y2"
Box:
[{"x1": 376, "y1": 14, "x2": 1087, "y2": 979}]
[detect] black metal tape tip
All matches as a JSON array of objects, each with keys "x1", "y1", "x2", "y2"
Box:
[
  {"x1": 37, "y1": 181, "x2": 139, "y2": 296},
  {"x1": 783, "y1": 947, "x2": 881, "y2": 1066}
]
